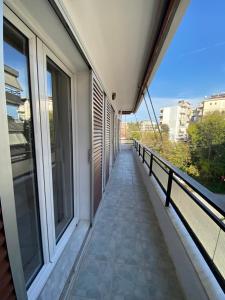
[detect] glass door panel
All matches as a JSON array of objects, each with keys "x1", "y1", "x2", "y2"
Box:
[
  {"x1": 46, "y1": 58, "x2": 74, "y2": 241},
  {"x1": 3, "y1": 19, "x2": 43, "y2": 286}
]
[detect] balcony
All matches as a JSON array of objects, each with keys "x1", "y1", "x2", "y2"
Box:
[
  {"x1": 62, "y1": 142, "x2": 225, "y2": 300},
  {"x1": 64, "y1": 146, "x2": 185, "y2": 299}
]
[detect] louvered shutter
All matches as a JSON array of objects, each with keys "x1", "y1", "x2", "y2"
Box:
[
  {"x1": 92, "y1": 74, "x2": 104, "y2": 215},
  {"x1": 114, "y1": 114, "x2": 117, "y2": 159},
  {"x1": 0, "y1": 202, "x2": 16, "y2": 300},
  {"x1": 105, "y1": 99, "x2": 111, "y2": 183},
  {"x1": 110, "y1": 107, "x2": 115, "y2": 163}
]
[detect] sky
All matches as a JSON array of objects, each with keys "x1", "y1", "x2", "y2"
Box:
[{"x1": 125, "y1": 0, "x2": 225, "y2": 122}]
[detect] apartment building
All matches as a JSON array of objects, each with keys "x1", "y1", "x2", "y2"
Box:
[
  {"x1": 191, "y1": 94, "x2": 225, "y2": 122},
  {"x1": 140, "y1": 120, "x2": 156, "y2": 132},
  {"x1": 0, "y1": 1, "x2": 224, "y2": 300},
  {"x1": 159, "y1": 100, "x2": 192, "y2": 141},
  {"x1": 191, "y1": 102, "x2": 204, "y2": 122},
  {"x1": 202, "y1": 93, "x2": 225, "y2": 115}
]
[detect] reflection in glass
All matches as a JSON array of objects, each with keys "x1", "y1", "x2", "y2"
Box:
[
  {"x1": 3, "y1": 20, "x2": 43, "y2": 286},
  {"x1": 47, "y1": 58, "x2": 73, "y2": 241}
]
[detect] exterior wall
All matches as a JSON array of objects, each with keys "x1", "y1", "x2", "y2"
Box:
[
  {"x1": 120, "y1": 122, "x2": 128, "y2": 139},
  {"x1": 191, "y1": 103, "x2": 203, "y2": 122},
  {"x1": 160, "y1": 106, "x2": 180, "y2": 141},
  {"x1": 203, "y1": 96, "x2": 225, "y2": 115},
  {"x1": 160, "y1": 101, "x2": 191, "y2": 141},
  {"x1": 77, "y1": 71, "x2": 91, "y2": 220}
]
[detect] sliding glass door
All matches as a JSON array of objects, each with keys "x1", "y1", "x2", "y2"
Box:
[
  {"x1": 2, "y1": 11, "x2": 76, "y2": 290},
  {"x1": 46, "y1": 58, "x2": 74, "y2": 241},
  {"x1": 3, "y1": 19, "x2": 43, "y2": 286}
]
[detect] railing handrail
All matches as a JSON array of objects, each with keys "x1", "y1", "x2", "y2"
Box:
[{"x1": 134, "y1": 139, "x2": 225, "y2": 217}]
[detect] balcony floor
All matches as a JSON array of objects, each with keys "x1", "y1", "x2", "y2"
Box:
[{"x1": 66, "y1": 148, "x2": 185, "y2": 300}]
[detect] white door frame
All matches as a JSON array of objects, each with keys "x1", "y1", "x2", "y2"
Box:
[{"x1": 36, "y1": 39, "x2": 78, "y2": 262}]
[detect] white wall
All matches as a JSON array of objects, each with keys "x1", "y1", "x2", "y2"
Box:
[
  {"x1": 77, "y1": 71, "x2": 91, "y2": 221},
  {"x1": 161, "y1": 106, "x2": 180, "y2": 141}
]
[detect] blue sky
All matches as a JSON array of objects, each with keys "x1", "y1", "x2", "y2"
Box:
[{"x1": 126, "y1": 0, "x2": 225, "y2": 122}]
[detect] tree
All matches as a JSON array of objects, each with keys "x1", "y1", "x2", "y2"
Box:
[
  {"x1": 160, "y1": 123, "x2": 169, "y2": 135},
  {"x1": 188, "y1": 112, "x2": 225, "y2": 191},
  {"x1": 126, "y1": 122, "x2": 141, "y2": 140}
]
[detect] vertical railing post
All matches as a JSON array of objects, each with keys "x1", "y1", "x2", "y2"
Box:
[
  {"x1": 149, "y1": 153, "x2": 153, "y2": 176},
  {"x1": 138, "y1": 144, "x2": 141, "y2": 156},
  {"x1": 166, "y1": 169, "x2": 173, "y2": 207},
  {"x1": 142, "y1": 147, "x2": 145, "y2": 163}
]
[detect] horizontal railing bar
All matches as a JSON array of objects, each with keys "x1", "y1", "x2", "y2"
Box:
[
  {"x1": 144, "y1": 160, "x2": 150, "y2": 169},
  {"x1": 172, "y1": 177, "x2": 225, "y2": 231},
  {"x1": 152, "y1": 156, "x2": 169, "y2": 174}
]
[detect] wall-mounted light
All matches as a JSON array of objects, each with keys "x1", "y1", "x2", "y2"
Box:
[{"x1": 112, "y1": 92, "x2": 116, "y2": 100}]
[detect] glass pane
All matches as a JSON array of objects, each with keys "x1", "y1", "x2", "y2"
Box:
[
  {"x1": 213, "y1": 225, "x2": 225, "y2": 278},
  {"x1": 152, "y1": 159, "x2": 168, "y2": 191},
  {"x1": 171, "y1": 179, "x2": 220, "y2": 258},
  {"x1": 47, "y1": 58, "x2": 73, "y2": 241},
  {"x1": 3, "y1": 19, "x2": 43, "y2": 286}
]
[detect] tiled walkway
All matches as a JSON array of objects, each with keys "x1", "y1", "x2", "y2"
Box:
[{"x1": 67, "y1": 148, "x2": 185, "y2": 300}]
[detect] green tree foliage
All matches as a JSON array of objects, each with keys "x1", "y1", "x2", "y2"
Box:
[
  {"x1": 126, "y1": 113, "x2": 225, "y2": 193},
  {"x1": 188, "y1": 112, "x2": 225, "y2": 192},
  {"x1": 126, "y1": 122, "x2": 141, "y2": 140}
]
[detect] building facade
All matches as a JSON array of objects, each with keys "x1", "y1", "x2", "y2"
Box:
[
  {"x1": 140, "y1": 120, "x2": 156, "y2": 132},
  {"x1": 191, "y1": 94, "x2": 225, "y2": 123},
  {"x1": 202, "y1": 94, "x2": 225, "y2": 115},
  {"x1": 159, "y1": 100, "x2": 192, "y2": 141}
]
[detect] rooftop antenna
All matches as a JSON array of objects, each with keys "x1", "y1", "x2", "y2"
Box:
[
  {"x1": 143, "y1": 92, "x2": 158, "y2": 143},
  {"x1": 146, "y1": 87, "x2": 163, "y2": 143}
]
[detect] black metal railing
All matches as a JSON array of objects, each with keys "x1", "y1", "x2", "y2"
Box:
[{"x1": 133, "y1": 139, "x2": 225, "y2": 292}]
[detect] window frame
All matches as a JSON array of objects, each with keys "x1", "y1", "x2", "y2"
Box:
[{"x1": 37, "y1": 38, "x2": 78, "y2": 262}]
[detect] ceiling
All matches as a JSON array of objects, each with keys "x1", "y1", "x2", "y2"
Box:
[{"x1": 61, "y1": 0, "x2": 174, "y2": 112}]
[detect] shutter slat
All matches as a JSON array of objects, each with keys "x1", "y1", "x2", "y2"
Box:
[
  {"x1": 92, "y1": 74, "x2": 104, "y2": 215},
  {"x1": 105, "y1": 100, "x2": 111, "y2": 183}
]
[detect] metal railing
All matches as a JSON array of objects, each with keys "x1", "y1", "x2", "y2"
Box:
[{"x1": 133, "y1": 139, "x2": 225, "y2": 292}]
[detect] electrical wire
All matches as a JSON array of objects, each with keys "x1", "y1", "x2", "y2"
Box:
[
  {"x1": 134, "y1": 113, "x2": 143, "y2": 141},
  {"x1": 146, "y1": 87, "x2": 163, "y2": 143},
  {"x1": 143, "y1": 93, "x2": 158, "y2": 142}
]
